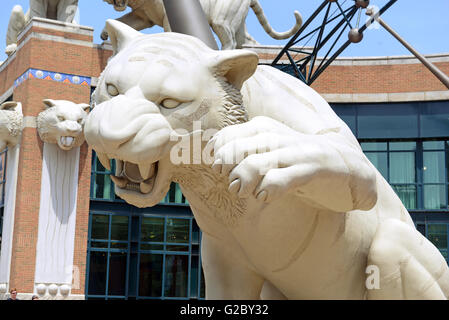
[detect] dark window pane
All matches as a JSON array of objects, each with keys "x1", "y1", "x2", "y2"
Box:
[
  {"x1": 91, "y1": 215, "x2": 109, "y2": 240},
  {"x1": 192, "y1": 219, "x2": 200, "y2": 244},
  {"x1": 392, "y1": 185, "x2": 416, "y2": 210},
  {"x1": 427, "y1": 224, "x2": 448, "y2": 253},
  {"x1": 361, "y1": 142, "x2": 387, "y2": 151},
  {"x1": 94, "y1": 174, "x2": 113, "y2": 200},
  {"x1": 164, "y1": 255, "x2": 189, "y2": 298},
  {"x1": 416, "y1": 223, "x2": 426, "y2": 236},
  {"x1": 423, "y1": 141, "x2": 445, "y2": 150},
  {"x1": 423, "y1": 185, "x2": 447, "y2": 210},
  {"x1": 389, "y1": 152, "x2": 415, "y2": 183},
  {"x1": 200, "y1": 266, "x2": 205, "y2": 299},
  {"x1": 111, "y1": 216, "x2": 129, "y2": 241},
  {"x1": 95, "y1": 155, "x2": 112, "y2": 173},
  {"x1": 88, "y1": 251, "x2": 108, "y2": 295},
  {"x1": 166, "y1": 219, "x2": 189, "y2": 244},
  {"x1": 110, "y1": 242, "x2": 128, "y2": 249},
  {"x1": 365, "y1": 152, "x2": 388, "y2": 180},
  {"x1": 167, "y1": 245, "x2": 189, "y2": 252},
  {"x1": 139, "y1": 253, "x2": 163, "y2": 297},
  {"x1": 108, "y1": 252, "x2": 127, "y2": 296},
  {"x1": 420, "y1": 102, "x2": 449, "y2": 138},
  {"x1": 358, "y1": 104, "x2": 418, "y2": 139},
  {"x1": 331, "y1": 104, "x2": 357, "y2": 136},
  {"x1": 141, "y1": 217, "x2": 164, "y2": 242},
  {"x1": 423, "y1": 152, "x2": 445, "y2": 183},
  {"x1": 190, "y1": 256, "x2": 199, "y2": 298},
  {"x1": 140, "y1": 243, "x2": 164, "y2": 251},
  {"x1": 91, "y1": 241, "x2": 108, "y2": 248},
  {"x1": 389, "y1": 142, "x2": 416, "y2": 151}
]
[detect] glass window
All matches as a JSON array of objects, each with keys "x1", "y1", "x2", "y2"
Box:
[
  {"x1": 392, "y1": 185, "x2": 417, "y2": 210},
  {"x1": 166, "y1": 219, "x2": 189, "y2": 244},
  {"x1": 423, "y1": 141, "x2": 445, "y2": 150},
  {"x1": 427, "y1": 224, "x2": 448, "y2": 259},
  {"x1": 164, "y1": 255, "x2": 189, "y2": 298},
  {"x1": 108, "y1": 252, "x2": 127, "y2": 296},
  {"x1": 389, "y1": 142, "x2": 416, "y2": 151},
  {"x1": 361, "y1": 142, "x2": 387, "y2": 151},
  {"x1": 139, "y1": 253, "x2": 163, "y2": 297},
  {"x1": 423, "y1": 185, "x2": 447, "y2": 210},
  {"x1": 420, "y1": 102, "x2": 449, "y2": 138},
  {"x1": 88, "y1": 251, "x2": 108, "y2": 295},
  {"x1": 141, "y1": 217, "x2": 164, "y2": 242},
  {"x1": 88, "y1": 212, "x2": 205, "y2": 300},
  {"x1": 365, "y1": 152, "x2": 388, "y2": 180},
  {"x1": 91, "y1": 215, "x2": 109, "y2": 240},
  {"x1": 389, "y1": 152, "x2": 415, "y2": 184},
  {"x1": 111, "y1": 216, "x2": 129, "y2": 241},
  {"x1": 423, "y1": 152, "x2": 445, "y2": 184},
  {"x1": 357, "y1": 104, "x2": 418, "y2": 139}
]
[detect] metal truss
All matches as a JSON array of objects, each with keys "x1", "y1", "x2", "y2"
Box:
[{"x1": 271, "y1": 0, "x2": 398, "y2": 85}]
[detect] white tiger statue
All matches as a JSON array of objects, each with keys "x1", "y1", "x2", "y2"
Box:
[
  {"x1": 84, "y1": 20, "x2": 449, "y2": 300},
  {"x1": 37, "y1": 99, "x2": 89, "y2": 151},
  {"x1": 0, "y1": 101, "x2": 24, "y2": 152},
  {"x1": 101, "y1": 0, "x2": 302, "y2": 49},
  {"x1": 5, "y1": 0, "x2": 79, "y2": 56}
]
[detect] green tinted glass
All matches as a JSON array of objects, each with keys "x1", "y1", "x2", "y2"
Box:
[
  {"x1": 141, "y1": 217, "x2": 164, "y2": 242},
  {"x1": 91, "y1": 215, "x2": 109, "y2": 240},
  {"x1": 166, "y1": 219, "x2": 189, "y2": 243},
  {"x1": 111, "y1": 216, "x2": 129, "y2": 241}
]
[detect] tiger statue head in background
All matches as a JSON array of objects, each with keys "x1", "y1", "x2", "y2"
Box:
[
  {"x1": 0, "y1": 101, "x2": 24, "y2": 152},
  {"x1": 37, "y1": 99, "x2": 89, "y2": 151}
]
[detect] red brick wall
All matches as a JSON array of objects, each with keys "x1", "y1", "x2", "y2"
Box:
[
  {"x1": 312, "y1": 62, "x2": 449, "y2": 94},
  {"x1": 3, "y1": 24, "x2": 94, "y2": 294}
]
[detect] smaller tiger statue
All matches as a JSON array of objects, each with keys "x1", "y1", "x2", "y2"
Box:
[
  {"x1": 37, "y1": 99, "x2": 89, "y2": 151},
  {"x1": 0, "y1": 101, "x2": 24, "y2": 152}
]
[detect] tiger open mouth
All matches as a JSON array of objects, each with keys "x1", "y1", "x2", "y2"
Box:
[
  {"x1": 97, "y1": 153, "x2": 158, "y2": 195},
  {"x1": 59, "y1": 136, "x2": 76, "y2": 149}
]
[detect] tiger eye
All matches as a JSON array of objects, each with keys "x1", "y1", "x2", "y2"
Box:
[
  {"x1": 107, "y1": 84, "x2": 119, "y2": 97},
  {"x1": 161, "y1": 98, "x2": 181, "y2": 109}
]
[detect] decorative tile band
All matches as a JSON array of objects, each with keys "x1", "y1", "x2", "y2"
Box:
[{"x1": 14, "y1": 68, "x2": 91, "y2": 88}]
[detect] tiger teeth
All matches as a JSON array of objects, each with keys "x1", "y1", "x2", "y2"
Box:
[
  {"x1": 97, "y1": 152, "x2": 111, "y2": 170},
  {"x1": 138, "y1": 163, "x2": 155, "y2": 180},
  {"x1": 140, "y1": 179, "x2": 154, "y2": 194},
  {"x1": 111, "y1": 175, "x2": 128, "y2": 188}
]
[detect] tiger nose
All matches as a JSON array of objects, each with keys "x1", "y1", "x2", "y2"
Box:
[{"x1": 65, "y1": 121, "x2": 81, "y2": 133}]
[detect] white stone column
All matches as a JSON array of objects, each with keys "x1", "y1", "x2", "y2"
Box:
[
  {"x1": 0, "y1": 144, "x2": 21, "y2": 299},
  {"x1": 34, "y1": 143, "x2": 81, "y2": 299}
]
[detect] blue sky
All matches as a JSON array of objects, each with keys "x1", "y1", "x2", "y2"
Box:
[{"x1": 1, "y1": 0, "x2": 448, "y2": 62}]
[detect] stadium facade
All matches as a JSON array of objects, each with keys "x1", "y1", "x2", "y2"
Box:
[{"x1": 0, "y1": 19, "x2": 448, "y2": 300}]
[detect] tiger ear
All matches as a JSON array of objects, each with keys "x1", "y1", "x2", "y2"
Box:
[
  {"x1": 106, "y1": 19, "x2": 141, "y2": 55},
  {"x1": 79, "y1": 103, "x2": 90, "y2": 113},
  {"x1": 209, "y1": 49, "x2": 259, "y2": 90},
  {"x1": 43, "y1": 99, "x2": 57, "y2": 109},
  {"x1": 0, "y1": 101, "x2": 19, "y2": 111}
]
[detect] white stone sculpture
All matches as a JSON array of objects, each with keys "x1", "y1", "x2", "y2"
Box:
[
  {"x1": 0, "y1": 101, "x2": 24, "y2": 152},
  {"x1": 34, "y1": 98, "x2": 87, "y2": 299},
  {"x1": 37, "y1": 99, "x2": 89, "y2": 150},
  {"x1": 0, "y1": 101, "x2": 23, "y2": 299},
  {"x1": 6, "y1": 0, "x2": 79, "y2": 56},
  {"x1": 84, "y1": 20, "x2": 449, "y2": 299},
  {"x1": 101, "y1": 0, "x2": 302, "y2": 50}
]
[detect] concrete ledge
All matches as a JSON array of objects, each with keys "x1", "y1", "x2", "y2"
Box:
[
  {"x1": 323, "y1": 91, "x2": 449, "y2": 103},
  {"x1": 18, "y1": 17, "x2": 93, "y2": 43}
]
